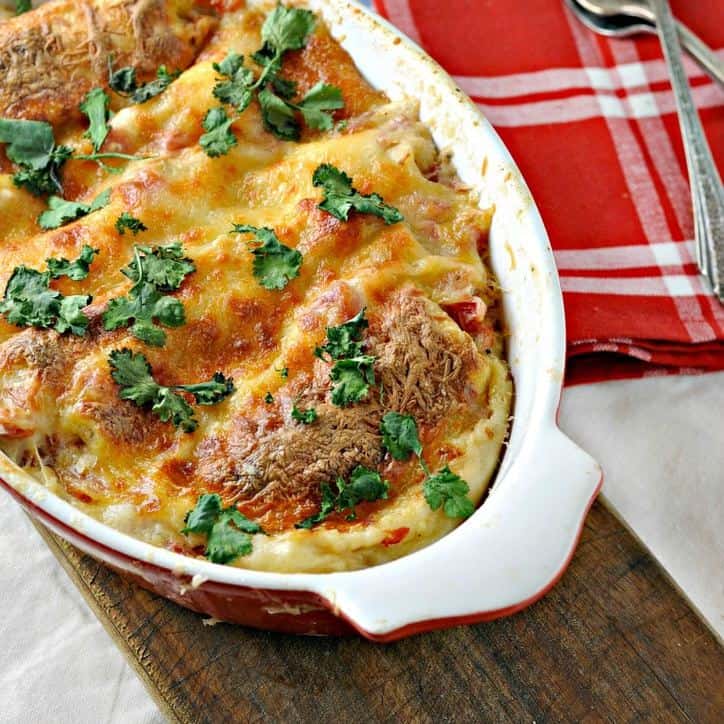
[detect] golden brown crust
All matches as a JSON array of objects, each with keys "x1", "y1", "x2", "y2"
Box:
[{"x1": 0, "y1": 0, "x2": 217, "y2": 125}]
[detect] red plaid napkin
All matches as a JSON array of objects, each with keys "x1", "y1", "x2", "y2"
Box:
[{"x1": 374, "y1": 0, "x2": 724, "y2": 385}]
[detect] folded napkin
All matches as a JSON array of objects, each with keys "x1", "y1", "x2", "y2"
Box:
[{"x1": 374, "y1": 0, "x2": 724, "y2": 384}]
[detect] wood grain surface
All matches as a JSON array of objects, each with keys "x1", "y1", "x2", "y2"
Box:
[{"x1": 34, "y1": 501, "x2": 724, "y2": 724}]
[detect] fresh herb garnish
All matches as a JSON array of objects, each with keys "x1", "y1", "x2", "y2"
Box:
[
  {"x1": 231, "y1": 224, "x2": 302, "y2": 290},
  {"x1": 182, "y1": 493, "x2": 263, "y2": 564},
  {"x1": 80, "y1": 88, "x2": 111, "y2": 152},
  {"x1": 201, "y1": 6, "x2": 343, "y2": 153},
  {"x1": 278, "y1": 366, "x2": 288, "y2": 379},
  {"x1": 46, "y1": 245, "x2": 99, "y2": 281},
  {"x1": 0, "y1": 252, "x2": 96, "y2": 335},
  {"x1": 108, "y1": 349, "x2": 234, "y2": 432},
  {"x1": 380, "y1": 411, "x2": 474, "y2": 518},
  {"x1": 314, "y1": 308, "x2": 376, "y2": 406},
  {"x1": 264, "y1": 392, "x2": 274, "y2": 404},
  {"x1": 423, "y1": 466, "x2": 475, "y2": 519},
  {"x1": 314, "y1": 307, "x2": 367, "y2": 360},
  {"x1": 38, "y1": 188, "x2": 111, "y2": 230},
  {"x1": 102, "y1": 243, "x2": 195, "y2": 346},
  {"x1": 294, "y1": 82, "x2": 344, "y2": 131},
  {"x1": 291, "y1": 403, "x2": 317, "y2": 425},
  {"x1": 199, "y1": 107, "x2": 237, "y2": 157},
  {"x1": 313, "y1": 164, "x2": 403, "y2": 225},
  {"x1": 115, "y1": 212, "x2": 147, "y2": 236},
  {"x1": 0, "y1": 118, "x2": 72, "y2": 196},
  {"x1": 329, "y1": 355, "x2": 375, "y2": 406},
  {"x1": 120, "y1": 242, "x2": 195, "y2": 292},
  {"x1": 108, "y1": 61, "x2": 180, "y2": 104},
  {"x1": 15, "y1": 0, "x2": 31, "y2": 16},
  {"x1": 0, "y1": 117, "x2": 143, "y2": 197},
  {"x1": 212, "y1": 52, "x2": 255, "y2": 113},
  {"x1": 380, "y1": 412, "x2": 423, "y2": 462},
  {"x1": 295, "y1": 466, "x2": 389, "y2": 529}
]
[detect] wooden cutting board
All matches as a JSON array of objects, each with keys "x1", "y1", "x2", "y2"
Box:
[{"x1": 34, "y1": 501, "x2": 724, "y2": 723}]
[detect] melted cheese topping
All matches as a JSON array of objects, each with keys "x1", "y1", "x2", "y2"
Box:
[{"x1": 0, "y1": 2, "x2": 512, "y2": 572}]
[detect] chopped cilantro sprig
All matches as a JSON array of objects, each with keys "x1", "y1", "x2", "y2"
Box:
[
  {"x1": 80, "y1": 88, "x2": 111, "y2": 152},
  {"x1": 295, "y1": 466, "x2": 389, "y2": 529},
  {"x1": 380, "y1": 411, "x2": 475, "y2": 519},
  {"x1": 315, "y1": 308, "x2": 375, "y2": 406},
  {"x1": 102, "y1": 243, "x2": 195, "y2": 346},
  {"x1": 313, "y1": 164, "x2": 403, "y2": 225},
  {"x1": 115, "y1": 212, "x2": 147, "y2": 236},
  {"x1": 231, "y1": 224, "x2": 302, "y2": 290},
  {"x1": 0, "y1": 246, "x2": 99, "y2": 335},
  {"x1": 200, "y1": 5, "x2": 344, "y2": 154},
  {"x1": 291, "y1": 403, "x2": 317, "y2": 425},
  {"x1": 108, "y1": 61, "x2": 180, "y2": 104},
  {"x1": 0, "y1": 117, "x2": 143, "y2": 198},
  {"x1": 108, "y1": 349, "x2": 234, "y2": 433},
  {"x1": 38, "y1": 188, "x2": 111, "y2": 230},
  {"x1": 182, "y1": 493, "x2": 264, "y2": 564}
]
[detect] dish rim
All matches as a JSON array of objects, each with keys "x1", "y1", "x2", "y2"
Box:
[{"x1": 0, "y1": 0, "x2": 602, "y2": 638}]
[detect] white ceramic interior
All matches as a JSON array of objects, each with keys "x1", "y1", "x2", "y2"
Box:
[{"x1": 0, "y1": 0, "x2": 602, "y2": 636}]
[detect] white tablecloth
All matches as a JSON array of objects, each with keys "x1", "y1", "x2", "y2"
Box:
[{"x1": 1, "y1": 372, "x2": 722, "y2": 723}]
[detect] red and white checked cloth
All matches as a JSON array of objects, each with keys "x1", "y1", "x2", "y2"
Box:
[{"x1": 374, "y1": 0, "x2": 724, "y2": 385}]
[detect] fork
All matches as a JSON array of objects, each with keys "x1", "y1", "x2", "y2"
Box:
[{"x1": 648, "y1": 0, "x2": 724, "y2": 302}]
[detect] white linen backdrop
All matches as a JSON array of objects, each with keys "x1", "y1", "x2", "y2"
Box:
[{"x1": 1, "y1": 373, "x2": 722, "y2": 724}]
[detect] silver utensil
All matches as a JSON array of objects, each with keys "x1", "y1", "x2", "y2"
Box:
[
  {"x1": 648, "y1": 0, "x2": 724, "y2": 301},
  {"x1": 568, "y1": 0, "x2": 724, "y2": 301},
  {"x1": 571, "y1": 0, "x2": 724, "y2": 85}
]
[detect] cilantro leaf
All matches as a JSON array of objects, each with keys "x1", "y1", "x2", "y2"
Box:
[
  {"x1": 181, "y1": 373, "x2": 236, "y2": 405},
  {"x1": 295, "y1": 467, "x2": 388, "y2": 529},
  {"x1": 264, "y1": 392, "x2": 274, "y2": 404},
  {"x1": 152, "y1": 386, "x2": 197, "y2": 430},
  {"x1": 0, "y1": 118, "x2": 72, "y2": 196},
  {"x1": 297, "y1": 83, "x2": 343, "y2": 131},
  {"x1": 0, "y1": 266, "x2": 91, "y2": 336},
  {"x1": 104, "y1": 282, "x2": 185, "y2": 347},
  {"x1": 261, "y1": 5, "x2": 316, "y2": 55},
  {"x1": 0, "y1": 118, "x2": 55, "y2": 169},
  {"x1": 108, "y1": 349, "x2": 235, "y2": 432},
  {"x1": 278, "y1": 366, "x2": 288, "y2": 379},
  {"x1": 38, "y1": 188, "x2": 111, "y2": 230},
  {"x1": 108, "y1": 61, "x2": 179, "y2": 104},
  {"x1": 15, "y1": 0, "x2": 32, "y2": 14},
  {"x1": 423, "y1": 466, "x2": 475, "y2": 518},
  {"x1": 312, "y1": 164, "x2": 403, "y2": 224},
  {"x1": 122, "y1": 243, "x2": 195, "y2": 292},
  {"x1": 115, "y1": 212, "x2": 147, "y2": 236},
  {"x1": 182, "y1": 493, "x2": 222, "y2": 535},
  {"x1": 257, "y1": 87, "x2": 300, "y2": 141},
  {"x1": 212, "y1": 52, "x2": 255, "y2": 113},
  {"x1": 200, "y1": 107, "x2": 237, "y2": 157},
  {"x1": 103, "y1": 243, "x2": 194, "y2": 345},
  {"x1": 182, "y1": 493, "x2": 263, "y2": 564},
  {"x1": 330, "y1": 355, "x2": 375, "y2": 406},
  {"x1": 336, "y1": 466, "x2": 389, "y2": 510},
  {"x1": 46, "y1": 245, "x2": 99, "y2": 281},
  {"x1": 380, "y1": 412, "x2": 423, "y2": 461},
  {"x1": 291, "y1": 404, "x2": 317, "y2": 425},
  {"x1": 55, "y1": 294, "x2": 93, "y2": 335},
  {"x1": 295, "y1": 482, "x2": 337, "y2": 529},
  {"x1": 314, "y1": 308, "x2": 368, "y2": 360},
  {"x1": 80, "y1": 88, "x2": 110, "y2": 152},
  {"x1": 232, "y1": 224, "x2": 302, "y2": 290}
]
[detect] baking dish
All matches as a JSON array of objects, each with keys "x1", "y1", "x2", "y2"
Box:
[{"x1": 0, "y1": 0, "x2": 602, "y2": 640}]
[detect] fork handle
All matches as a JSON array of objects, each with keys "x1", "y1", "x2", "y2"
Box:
[
  {"x1": 676, "y1": 21, "x2": 724, "y2": 86},
  {"x1": 651, "y1": 0, "x2": 724, "y2": 303}
]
